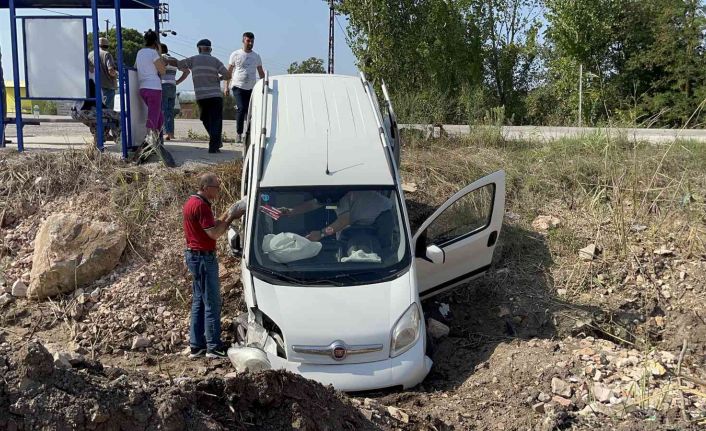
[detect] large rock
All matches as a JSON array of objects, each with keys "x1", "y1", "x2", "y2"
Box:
[{"x1": 28, "y1": 213, "x2": 126, "y2": 299}]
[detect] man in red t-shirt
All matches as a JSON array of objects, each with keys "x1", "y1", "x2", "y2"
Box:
[{"x1": 184, "y1": 173, "x2": 246, "y2": 359}]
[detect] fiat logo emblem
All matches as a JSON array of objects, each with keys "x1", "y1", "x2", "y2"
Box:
[{"x1": 331, "y1": 343, "x2": 347, "y2": 361}]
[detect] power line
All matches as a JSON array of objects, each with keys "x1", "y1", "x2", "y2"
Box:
[
  {"x1": 335, "y1": 17, "x2": 351, "y2": 45},
  {"x1": 168, "y1": 33, "x2": 292, "y2": 71},
  {"x1": 166, "y1": 49, "x2": 188, "y2": 59},
  {"x1": 37, "y1": 8, "x2": 74, "y2": 17}
]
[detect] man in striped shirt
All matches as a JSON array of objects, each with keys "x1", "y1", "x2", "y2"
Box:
[
  {"x1": 161, "y1": 44, "x2": 189, "y2": 141},
  {"x1": 178, "y1": 39, "x2": 232, "y2": 153}
]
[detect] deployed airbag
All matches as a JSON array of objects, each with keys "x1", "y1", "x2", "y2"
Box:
[{"x1": 262, "y1": 233, "x2": 323, "y2": 263}]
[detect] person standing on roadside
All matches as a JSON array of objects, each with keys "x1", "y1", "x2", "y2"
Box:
[
  {"x1": 161, "y1": 44, "x2": 190, "y2": 141},
  {"x1": 225, "y1": 32, "x2": 265, "y2": 144},
  {"x1": 88, "y1": 37, "x2": 118, "y2": 110},
  {"x1": 178, "y1": 39, "x2": 231, "y2": 154},
  {"x1": 135, "y1": 30, "x2": 167, "y2": 146},
  {"x1": 183, "y1": 173, "x2": 246, "y2": 359}
]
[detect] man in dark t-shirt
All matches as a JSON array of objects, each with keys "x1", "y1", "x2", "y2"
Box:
[{"x1": 183, "y1": 172, "x2": 246, "y2": 359}]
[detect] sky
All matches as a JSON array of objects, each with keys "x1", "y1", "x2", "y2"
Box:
[{"x1": 0, "y1": 0, "x2": 359, "y2": 88}]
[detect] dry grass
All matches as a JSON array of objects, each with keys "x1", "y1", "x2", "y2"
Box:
[
  {"x1": 0, "y1": 148, "x2": 243, "y2": 259},
  {"x1": 402, "y1": 130, "x2": 706, "y2": 310}
]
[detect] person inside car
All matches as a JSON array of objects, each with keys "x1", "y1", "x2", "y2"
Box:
[{"x1": 279, "y1": 190, "x2": 394, "y2": 243}]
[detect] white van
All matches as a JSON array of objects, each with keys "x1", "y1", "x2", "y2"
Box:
[{"x1": 228, "y1": 73, "x2": 506, "y2": 392}]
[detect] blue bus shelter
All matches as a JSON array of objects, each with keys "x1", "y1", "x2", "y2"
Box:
[{"x1": 0, "y1": 0, "x2": 160, "y2": 158}]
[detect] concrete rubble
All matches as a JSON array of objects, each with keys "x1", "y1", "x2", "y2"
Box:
[
  {"x1": 427, "y1": 318, "x2": 451, "y2": 339},
  {"x1": 578, "y1": 244, "x2": 598, "y2": 261},
  {"x1": 0, "y1": 293, "x2": 13, "y2": 307},
  {"x1": 532, "y1": 215, "x2": 561, "y2": 232},
  {"x1": 11, "y1": 280, "x2": 28, "y2": 297}
]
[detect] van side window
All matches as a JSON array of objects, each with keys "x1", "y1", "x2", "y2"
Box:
[{"x1": 426, "y1": 184, "x2": 495, "y2": 246}]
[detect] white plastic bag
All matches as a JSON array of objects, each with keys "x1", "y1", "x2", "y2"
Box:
[
  {"x1": 341, "y1": 249, "x2": 382, "y2": 263},
  {"x1": 262, "y1": 233, "x2": 322, "y2": 264}
]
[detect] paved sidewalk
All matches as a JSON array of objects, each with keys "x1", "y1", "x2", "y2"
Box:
[{"x1": 2, "y1": 119, "x2": 243, "y2": 166}]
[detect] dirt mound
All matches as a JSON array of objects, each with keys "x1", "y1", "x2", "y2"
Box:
[
  {"x1": 160, "y1": 372, "x2": 377, "y2": 431},
  {"x1": 0, "y1": 342, "x2": 387, "y2": 431}
]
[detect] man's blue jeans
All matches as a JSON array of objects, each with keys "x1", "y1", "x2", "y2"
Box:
[
  {"x1": 186, "y1": 251, "x2": 222, "y2": 351},
  {"x1": 233, "y1": 87, "x2": 253, "y2": 135},
  {"x1": 162, "y1": 84, "x2": 177, "y2": 135}
]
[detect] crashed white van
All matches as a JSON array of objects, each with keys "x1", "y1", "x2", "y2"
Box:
[{"x1": 228, "y1": 73, "x2": 506, "y2": 392}]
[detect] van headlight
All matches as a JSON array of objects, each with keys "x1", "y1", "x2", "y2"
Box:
[{"x1": 390, "y1": 303, "x2": 421, "y2": 358}]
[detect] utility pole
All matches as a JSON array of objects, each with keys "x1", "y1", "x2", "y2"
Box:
[
  {"x1": 578, "y1": 63, "x2": 583, "y2": 128},
  {"x1": 158, "y1": 1, "x2": 177, "y2": 37},
  {"x1": 328, "y1": 0, "x2": 335, "y2": 74},
  {"x1": 105, "y1": 19, "x2": 111, "y2": 35}
]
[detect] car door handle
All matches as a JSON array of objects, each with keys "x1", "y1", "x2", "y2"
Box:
[{"x1": 487, "y1": 231, "x2": 498, "y2": 247}]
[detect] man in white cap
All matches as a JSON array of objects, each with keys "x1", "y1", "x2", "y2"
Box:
[{"x1": 88, "y1": 37, "x2": 118, "y2": 110}]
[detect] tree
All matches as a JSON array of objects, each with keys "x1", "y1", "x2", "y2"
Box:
[
  {"x1": 545, "y1": 0, "x2": 706, "y2": 127},
  {"x1": 632, "y1": 0, "x2": 706, "y2": 126},
  {"x1": 470, "y1": 0, "x2": 543, "y2": 122},
  {"x1": 87, "y1": 27, "x2": 144, "y2": 68},
  {"x1": 332, "y1": 0, "x2": 484, "y2": 123},
  {"x1": 288, "y1": 57, "x2": 326, "y2": 74}
]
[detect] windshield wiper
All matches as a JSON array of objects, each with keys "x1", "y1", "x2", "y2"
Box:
[
  {"x1": 251, "y1": 266, "x2": 308, "y2": 285},
  {"x1": 252, "y1": 266, "x2": 345, "y2": 287},
  {"x1": 329, "y1": 268, "x2": 401, "y2": 283}
]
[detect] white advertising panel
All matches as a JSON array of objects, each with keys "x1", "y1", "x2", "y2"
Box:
[{"x1": 25, "y1": 18, "x2": 87, "y2": 99}]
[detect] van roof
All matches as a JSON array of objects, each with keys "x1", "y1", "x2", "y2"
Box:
[{"x1": 255, "y1": 74, "x2": 395, "y2": 188}]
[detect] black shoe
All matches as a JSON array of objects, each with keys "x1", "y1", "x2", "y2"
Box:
[
  {"x1": 188, "y1": 347, "x2": 206, "y2": 359},
  {"x1": 206, "y1": 346, "x2": 228, "y2": 359},
  {"x1": 208, "y1": 149, "x2": 221, "y2": 154}
]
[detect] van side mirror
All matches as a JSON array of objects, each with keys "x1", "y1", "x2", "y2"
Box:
[
  {"x1": 415, "y1": 232, "x2": 444, "y2": 264},
  {"x1": 426, "y1": 245, "x2": 445, "y2": 265}
]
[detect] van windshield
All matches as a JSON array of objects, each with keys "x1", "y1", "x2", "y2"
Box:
[{"x1": 249, "y1": 187, "x2": 411, "y2": 286}]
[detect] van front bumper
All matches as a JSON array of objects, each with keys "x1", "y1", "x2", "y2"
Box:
[{"x1": 267, "y1": 338, "x2": 432, "y2": 392}]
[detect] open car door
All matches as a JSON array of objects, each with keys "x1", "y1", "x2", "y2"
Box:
[{"x1": 413, "y1": 171, "x2": 506, "y2": 300}]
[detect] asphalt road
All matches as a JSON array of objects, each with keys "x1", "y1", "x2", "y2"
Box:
[
  {"x1": 3, "y1": 118, "x2": 705, "y2": 150},
  {"x1": 401, "y1": 124, "x2": 706, "y2": 143}
]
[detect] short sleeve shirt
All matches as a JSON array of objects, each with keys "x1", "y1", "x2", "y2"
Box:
[
  {"x1": 162, "y1": 54, "x2": 178, "y2": 85},
  {"x1": 178, "y1": 54, "x2": 228, "y2": 100},
  {"x1": 229, "y1": 49, "x2": 262, "y2": 91},
  {"x1": 183, "y1": 195, "x2": 217, "y2": 251},
  {"x1": 336, "y1": 191, "x2": 393, "y2": 226},
  {"x1": 135, "y1": 48, "x2": 162, "y2": 90},
  {"x1": 88, "y1": 49, "x2": 117, "y2": 89}
]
